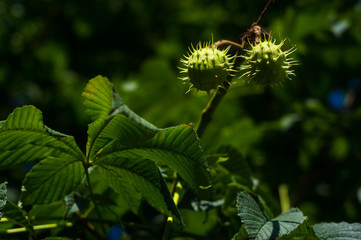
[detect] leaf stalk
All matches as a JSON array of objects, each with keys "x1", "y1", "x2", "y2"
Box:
[{"x1": 84, "y1": 164, "x2": 107, "y2": 237}]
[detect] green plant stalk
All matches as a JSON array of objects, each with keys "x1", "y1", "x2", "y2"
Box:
[
  {"x1": 84, "y1": 164, "x2": 107, "y2": 237},
  {"x1": 162, "y1": 182, "x2": 182, "y2": 240},
  {"x1": 4, "y1": 222, "x2": 73, "y2": 234},
  {"x1": 161, "y1": 37, "x2": 248, "y2": 239},
  {"x1": 196, "y1": 79, "x2": 231, "y2": 137},
  {"x1": 279, "y1": 184, "x2": 290, "y2": 213},
  {"x1": 161, "y1": 77, "x2": 232, "y2": 240},
  {"x1": 1, "y1": 216, "x2": 157, "y2": 233}
]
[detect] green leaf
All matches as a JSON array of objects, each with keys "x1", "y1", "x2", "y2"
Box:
[
  {"x1": 111, "y1": 89, "x2": 158, "y2": 130},
  {"x1": 97, "y1": 166, "x2": 141, "y2": 215},
  {"x1": 4, "y1": 200, "x2": 33, "y2": 233},
  {"x1": 314, "y1": 222, "x2": 361, "y2": 240},
  {"x1": 88, "y1": 113, "x2": 157, "y2": 160},
  {"x1": 0, "y1": 182, "x2": 7, "y2": 219},
  {"x1": 83, "y1": 76, "x2": 211, "y2": 197},
  {"x1": 282, "y1": 219, "x2": 321, "y2": 240},
  {"x1": 83, "y1": 75, "x2": 157, "y2": 129},
  {"x1": 237, "y1": 192, "x2": 307, "y2": 240},
  {"x1": 64, "y1": 192, "x2": 89, "y2": 217},
  {"x1": 216, "y1": 145, "x2": 253, "y2": 187},
  {"x1": 96, "y1": 158, "x2": 181, "y2": 222},
  {"x1": 95, "y1": 117, "x2": 212, "y2": 197},
  {"x1": 83, "y1": 75, "x2": 158, "y2": 159},
  {"x1": 29, "y1": 201, "x2": 66, "y2": 224},
  {"x1": 237, "y1": 192, "x2": 269, "y2": 238},
  {"x1": 231, "y1": 225, "x2": 249, "y2": 240},
  {"x1": 83, "y1": 76, "x2": 211, "y2": 221},
  {"x1": 21, "y1": 156, "x2": 85, "y2": 205},
  {"x1": 0, "y1": 106, "x2": 84, "y2": 168},
  {"x1": 82, "y1": 75, "x2": 114, "y2": 122}
]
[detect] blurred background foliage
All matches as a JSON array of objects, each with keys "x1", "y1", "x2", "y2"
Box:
[{"x1": 1, "y1": 0, "x2": 361, "y2": 238}]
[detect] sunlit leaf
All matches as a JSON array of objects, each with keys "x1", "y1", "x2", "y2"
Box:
[
  {"x1": 21, "y1": 157, "x2": 85, "y2": 205},
  {"x1": 83, "y1": 75, "x2": 158, "y2": 159},
  {"x1": 96, "y1": 158, "x2": 181, "y2": 221},
  {"x1": 84, "y1": 76, "x2": 212, "y2": 197},
  {"x1": 314, "y1": 222, "x2": 361, "y2": 240},
  {"x1": 0, "y1": 106, "x2": 84, "y2": 168},
  {"x1": 94, "y1": 117, "x2": 212, "y2": 197},
  {"x1": 282, "y1": 218, "x2": 321, "y2": 240},
  {"x1": 88, "y1": 113, "x2": 157, "y2": 160},
  {"x1": 237, "y1": 191, "x2": 307, "y2": 240},
  {"x1": 82, "y1": 75, "x2": 114, "y2": 122}
]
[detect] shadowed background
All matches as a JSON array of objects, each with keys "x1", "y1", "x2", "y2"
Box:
[{"x1": 1, "y1": 0, "x2": 361, "y2": 232}]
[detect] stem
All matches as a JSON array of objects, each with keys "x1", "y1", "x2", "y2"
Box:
[
  {"x1": 4, "y1": 222, "x2": 73, "y2": 234},
  {"x1": 162, "y1": 80, "x2": 232, "y2": 240},
  {"x1": 214, "y1": 40, "x2": 244, "y2": 50},
  {"x1": 255, "y1": 0, "x2": 275, "y2": 25},
  {"x1": 161, "y1": 182, "x2": 182, "y2": 240},
  {"x1": 162, "y1": 42, "x2": 244, "y2": 239},
  {"x1": 6, "y1": 216, "x2": 156, "y2": 233},
  {"x1": 84, "y1": 164, "x2": 107, "y2": 237},
  {"x1": 279, "y1": 184, "x2": 291, "y2": 213},
  {"x1": 196, "y1": 80, "x2": 231, "y2": 137},
  {"x1": 83, "y1": 220, "x2": 107, "y2": 240},
  {"x1": 161, "y1": 1, "x2": 277, "y2": 238}
]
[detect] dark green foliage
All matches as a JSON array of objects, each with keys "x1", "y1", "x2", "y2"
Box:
[
  {"x1": 0, "y1": 76, "x2": 215, "y2": 238},
  {"x1": 3, "y1": 200, "x2": 34, "y2": 233},
  {"x1": 0, "y1": 73, "x2": 360, "y2": 240},
  {"x1": 1, "y1": 0, "x2": 361, "y2": 239}
]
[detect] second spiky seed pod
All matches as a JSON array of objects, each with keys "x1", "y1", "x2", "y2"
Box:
[
  {"x1": 240, "y1": 38, "x2": 296, "y2": 86},
  {"x1": 180, "y1": 43, "x2": 234, "y2": 93}
]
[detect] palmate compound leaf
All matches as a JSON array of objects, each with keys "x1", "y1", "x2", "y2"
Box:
[
  {"x1": 83, "y1": 75, "x2": 158, "y2": 158},
  {"x1": 92, "y1": 115, "x2": 212, "y2": 198},
  {"x1": 0, "y1": 106, "x2": 85, "y2": 204},
  {"x1": 314, "y1": 222, "x2": 361, "y2": 240},
  {"x1": 82, "y1": 76, "x2": 212, "y2": 221},
  {"x1": 236, "y1": 191, "x2": 309, "y2": 240},
  {"x1": 84, "y1": 76, "x2": 212, "y2": 196}
]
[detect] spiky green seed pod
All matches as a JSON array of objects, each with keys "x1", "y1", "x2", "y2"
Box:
[
  {"x1": 180, "y1": 43, "x2": 234, "y2": 93},
  {"x1": 240, "y1": 38, "x2": 297, "y2": 86}
]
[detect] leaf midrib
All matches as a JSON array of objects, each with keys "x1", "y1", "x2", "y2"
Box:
[
  {"x1": 86, "y1": 117, "x2": 112, "y2": 159},
  {"x1": 96, "y1": 163, "x2": 164, "y2": 198},
  {"x1": 0, "y1": 129, "x2": 84, "y2": 162},
  {"x1": 94, "y1": 145, "x2": 207, "y2": 172}
]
